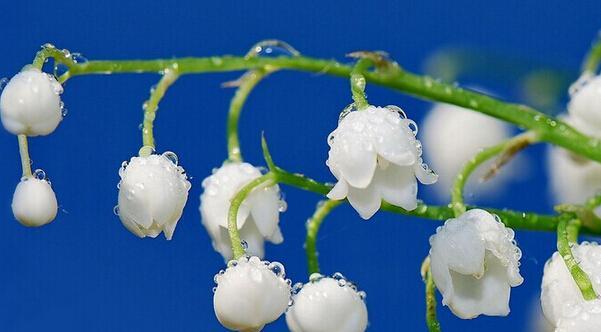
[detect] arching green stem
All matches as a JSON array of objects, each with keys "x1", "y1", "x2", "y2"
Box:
[
  {"x1": 228, "y1": 172, "x2": 277, "y2": 259},
  {"x1": 17, "y1": 135, "x2": 32, "y2": 178},
  {"x1": 226, "y1": 68, "x2": 274, "y2": 162},
  {"x1": 350, "y1": 58, "x2": 372, "y2": 109},
  {"x1": 35, "y1": 54, "x2": 601, "y2": 163},
  {"x1": 140, "y1": 68, "x2": 179, "y2": 154},
  {"x1": 305, "y1": 199, "x2": 342, "y2": 275},
  {"x1": 421, "y1": 257, "x2": 442, "y2": 332},
  {"x1": 557, "y1": 217, "x2": 598, "y2": 301},
  {"x1": 450, "y1": 131, "x2": 538, "y2": 216}
]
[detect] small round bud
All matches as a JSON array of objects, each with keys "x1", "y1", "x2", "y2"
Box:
[{"x1": 12, "y1": 177, "x2": 58, "y2": 227}]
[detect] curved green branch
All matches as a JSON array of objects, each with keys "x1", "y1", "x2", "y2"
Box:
[
  {"x1": 305, "y1": 199, "x2": 342, "y2": 275},
  {"x1": 557, "y1": 217, "x2": 598, "y2": 301},
  {"x1": 583, "y1": 35, "x2": 601, "y2": 74},
  {"x1": 228, "y1": 172, "x2": 276, "y2": 259},
  {"x1": 141, "y1": 68, "x2": 179, "y2": 152},
  {"x1": 421, "y1": 258, "x2": 442, "y2": 332},
  {"x1": 226, "y1": 68, "x2": 274, "y2": 162},
  {"x1": 451, "y1": 131, "x2": 538, "y2": 216},
  {"x1": 350, "y1": 58, "x2": 372, "y2": 109}
]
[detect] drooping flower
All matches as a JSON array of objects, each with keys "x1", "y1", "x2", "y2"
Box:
[
  {"x1": 200, "y1": 162, "x2": 284, "y2": 261},
  {"x1": 213, "y1": 256, "x2": 291, "y2": 332},
  {"x1": 541, "y1": 242, "x2": 601, "y2": 331},
  {"x1": 567, "y1": 75, "x2": 601, "y2": 136},
  {"x1": 429, "y1": 209, "x2": 523, "y2": 319},
  {"x1": 12, "y1": 174, "x2": 58, "y2": 227},
  {"x1": 421, "y1": 103, "x2": 515, "y2": 200},
  {"x1": 116, "y1": 151, "x2": 190, "y2": 240},
  {"x1": 0, "y1": 68, "x2": 63, "y2": 136},
  {"x1": 326, "y1": 105, "x2": 437, "y2": 219},
  {"x1": 286, "y1": 273, "x2": 368, "y2": 332}
]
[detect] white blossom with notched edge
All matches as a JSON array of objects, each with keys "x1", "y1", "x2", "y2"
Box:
[
  {"x1": 429, "y1": 209, "x2": 523, "y2": 319},
  {"x1": 541, "y1": 243, "x2": 601, "y2": 331},
  {"x1": 422, "y1": 103, "x2": 513, "y2": 200},
  {"x1": 12, "y1": 177, "x2": 58, "y2": 227},
  {"x1": 326, "y1": 105, "x2": 437, "y2": 219},
  {"x1": 0, "y1": 68, "x2": 63, "y2": 136},
  {"x1": 286, "y1": 274, "x2": 368, "y2": 332},
  {"x1": 117, "y1": 152, "x2": 190, "y2": 240},
  {"x1": 200, "y1": 162, "x2": 284, "y2": 261},
  {"x1": 213, "y1": 256, "x2": 291, "y2": 332}
]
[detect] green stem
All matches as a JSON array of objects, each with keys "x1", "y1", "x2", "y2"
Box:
[
  {"x1": 421, "y1": 258, "x2": 442, "y2": 332},
  {"x1": 226, "y1": 68, "x2": 273, "y2": 162},
  {"x1": 40, "y1": 54, "x2": 601, "y2": 162},
  {"x1": 228, "y1": 172, "x2": 276, "y2": 259},
  {"x1": 350, "y1": 58, "x2": 372, "y2": 109},
  {"x1": 582, "y1": 35, "x2": 601, "y2": 74},
  {"x1": 557, "y1": 217, "x2": 598, "y2": 301},
  {"x1": 451, "y1": 132, "x2": 538, "y2": 216},
  {"x1": 141, "y1": 68, "x2": 179, "y2": 152},
  {"x1": 271, "y1": 166, "x2": 568, "y2": 233},
  {"x1": 17, "y1": 134, "x2": 32, "y2": 178},
  {"x1": 305, "y1": 199, "x2": 342, "y2": 275}
]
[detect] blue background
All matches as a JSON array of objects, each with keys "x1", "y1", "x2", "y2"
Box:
[{"x1": 1, "y1": 1, "x2": 600, "y2": 331}]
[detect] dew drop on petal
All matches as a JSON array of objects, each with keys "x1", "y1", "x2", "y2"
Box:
[
  {"x1": 240, "y1": 240, "x2": 248, "y2": 250},
  {"x1": 162, "y1": 151, "x2": 178, "y2": 165},
  {"x1": 33, "y1": 169, "x2": 46, "y2": 180},
  {"x1": 113, "y1": 205, "x2": 120, "y2": 216}
]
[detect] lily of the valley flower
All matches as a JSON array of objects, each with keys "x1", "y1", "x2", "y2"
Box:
[
  {"x1": 541, "y1": 243, "x2": 601, "y2": 331},
  {"x1": 213, "y1": 256, "x2": 291, "y2": 332},
  {"x1": 12, "y1": 175, "x2": 58, "y2": 227},
  {"x1": 422, "y1": 103, "x2": 514, "y2": 200},
  {"x1": 286, "y1": 273, "x2": 368, "y2": 332},
  {"x1": 429, "y1": 209, "x2": 523, "y2": 319},
  {"x1": 567, "y1": 75, "x2": 601, "y2": 136},
  {"x1": 116, "y1": 152, "x2": 191, "y2": 240},
  {"x1": 326, "y1": 105, "x2": 437, "y2": 219},
  {"x1": 0, "y1": 68, "x2": 63, "y2": 136},
  {"x1": 200, "y1": 162, "x2": 284, "y2": 261}
]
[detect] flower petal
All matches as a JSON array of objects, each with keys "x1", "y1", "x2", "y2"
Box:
[
  {"x1": 374, "y1": 164, "x2": 418, "y2": 211},
  {"x1": 327, "y1": 180, "x2": 349, "y2": 200},
  {"x1": 346, "y1": 182, "x2": 381, "y2": 220}
]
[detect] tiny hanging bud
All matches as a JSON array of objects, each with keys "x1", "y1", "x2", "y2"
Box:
[{"x1": 12, "y1": 176, "x2": 58, "y2": 227}]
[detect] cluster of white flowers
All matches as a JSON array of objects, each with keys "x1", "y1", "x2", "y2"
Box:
[{"x1": 1, "y1": 68, "x2": 64, "y2": 227}]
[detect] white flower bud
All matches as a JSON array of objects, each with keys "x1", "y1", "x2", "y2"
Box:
[
  {"x1": 568, "y1": 75, "x2": 601, "y2": 136},
  {"x1": 0, "y1": 68, "x2": 63, "y2": 136},
  {"x1": 541, "y1": 243, "x2": 601, "y2": 331},
  {"x1": 326, "y1": 105, "x2": 437, "y2": 219},
  {"x1": 12, "y1": 176, "x2": 58, "y2": 227},
  {"x1": 421, "y1": 103, "x2": 514, "y2": 199},
  {"x1": 286, "y1": 274, "x2": 368, "y2": 332},
  {"x1": 213, "y1": 256, "x2": 291, "y2": 331},
  {"x1": 200, "y1": 162, "x2": 284, "y2": 261},
  {"x1": 429, "y1": 209, "x2": 523, "y2": 319},
  {"x1": 116, "y1": 152, "x2": 190, "y2": 240}
]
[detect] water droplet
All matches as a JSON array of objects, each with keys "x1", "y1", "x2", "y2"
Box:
[
  {"x1": 227, "y1": 260, "x2": 238, "y2": 268},
  {"x1": 288, "y1": 298, "x2": 295, "y2": 307},
  {"x1": 113, "y1": 205, "x2": 120, "y2": 216},
  {"x1": 268, "y1": 262, "x2": 285, "y2": 278},
  {"x1": 33, "y1": 169, "x2": 46, "y2": 180},
  {"x1": 138, "y1": 146, "x2": 155, "y2": 157},
  {"x1": 358, "y1": 291, "x2": 367, "y2": 301},
  {"x1": 212, "y1": 287, "x2": 217, "y2": 293},
  {"x1": 339, "y1": 103, "x2": 357, "y2": 123},
  {"x1": 245, "y1": 39, "x2": 300, "y2": 58},
  {"x1": 60, "y1": 101, "x2": 68, "y2": 117},
  {"x1": 41, "y1": 43, "x2": 56, "y2": 50},
  {"x1": 337, "y1": 278, "x2": 347, "y2": 287},
  {"x1": 278, "y1": 200, "x2": 288, "y2": 212},
  {"x1": 0, "y1": 77, "x2": 8, "y2": 91},
  {"x1": 162, "y1": 151, "x2": 178, "y2": 165},
  {"x1": 385, "y1": 105, "x2": 407, "y2": 119},
  {"x1": 70, "y1": 52, "x2": 88, "y2": 64},
  {"x1": 53, "y1": 62, "x2": 69, "y2": 77},
  {"x1": 407, "y1": 120, "x2": 418, "y2": 135},
  {"x1": 309, "y1": 272, "x2": 323, "y2": 283},
  {"x1": 240, "y1": 240, "x2": 248, "y2": 250},
  {"x1": 292, "y1": 282, "x2": 304, "y2": 295}
]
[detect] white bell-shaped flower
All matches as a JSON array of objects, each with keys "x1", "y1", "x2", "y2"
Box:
[
  {"x1": 116, "y1": 151, "x2": 190, "y2": 240},
  {"x1": 429, "y1": 209, "x2": 523, "y2": 319},
  {"x1": 0, "y1": 68, "x2": 63, "y2": 136},
  {"x1": 326, "y1": 105, "x2": 437, "y2": 219},
  {"x1": 286, "y1": 273, "x2": 368, "y2": 332},
  {"x1": 12, "y1": 174, "x2": 58, "y2": 227},
  {"x1": 568, "y1": 75, "x2": 601, "y2": 135},
  {"x1": 213, "y1": 256, "x2": 291, "y2": 332},
  {"x1": 421, "y1": 103, "x2": 514, "y2": 200},
  {"x1": 200, "y1": 162, "x2": 284, "y2": 261},
  {"x1": 541, "y1": 242, "x2": 601, "y2": 331}
]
